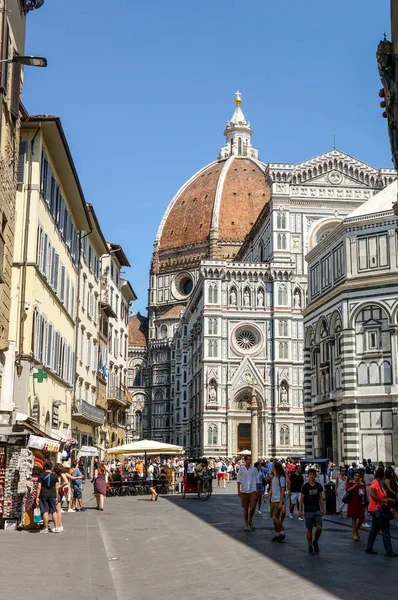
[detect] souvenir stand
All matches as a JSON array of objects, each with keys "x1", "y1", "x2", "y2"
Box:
[
  {"x1": 0, "y1": 437, "x2": 35, "y2": 530},
  {"x1": 23, "y1": 435, "x2": 61, "y2": 530}
]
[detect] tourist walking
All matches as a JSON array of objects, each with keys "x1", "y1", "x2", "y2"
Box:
[
  {"x1": 289, "y1": 464, "x2": 304, "y2": 520},
  {"x1": 93, "y1": 462, "x2": 108, "y2": 511},
  {"x1": 237, "y1": 455, "x2": 258, "y2": 531},
  {"x1": 54, "y1": 463, "x2": 69, "y2": 532},
  {"x1": 147, "y1": 458, "x2": 158, "y2": 501},
  {"x1": 346, "y1": 471, "x2": 366, "y2": 540},
  {"x1": 299, "y1": 468, "x2": 324, "y2": 555},
  {"x1": 335, "y1": 467, "x2": 348, "y2": 518},
  {"x1": 365, "y1": 467, "x2": 398, "y2": 557},
  {"x1": 36, "y1": 461, "x2": 59, "y2": 533},
  {"x1": 255, "y1": 462, "x2": 265, "y2": 515},
  {"x1": 270, "y1": 462, "x2": 286, "y2": 542},
  {"x1": 216, "y1": 458, "x2": 226, "y2": 489},
  {"x1": 384, "y1": 466, "x2": 398, "y2": 527}
]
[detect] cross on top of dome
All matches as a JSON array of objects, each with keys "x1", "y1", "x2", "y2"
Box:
[{"x1": 218, "y1": 92, "x2": 259, "y2": 160}]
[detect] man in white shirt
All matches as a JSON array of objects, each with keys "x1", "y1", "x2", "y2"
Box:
[
  {"x1": 187, "y1": 461, "x2": 196, "y2": 474},
  {"x1": 237, "y1": 455, "x2": 258, "y2": 531}
]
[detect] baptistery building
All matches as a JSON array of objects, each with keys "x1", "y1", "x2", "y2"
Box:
[{"x1": 128, "y1": 94, "x2": 395, "y2": 458}]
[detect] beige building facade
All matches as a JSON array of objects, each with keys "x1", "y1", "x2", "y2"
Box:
[
  {"x1": 72, "y1": 204, "x2": 108, "y2": 453},
  {"x1": 4, "y1": 116, "x2": 91, "y2": 441},
  {"x1": 101, "y1": 246, "x2": 136, "y2": 449},
  {"x1": 0, "y1": 1, "x2": 26, "y2": 398}
]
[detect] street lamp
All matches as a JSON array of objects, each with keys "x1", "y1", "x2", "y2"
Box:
[{"x1": 0, "y1": 56, "x2": 48, "y2": 68}]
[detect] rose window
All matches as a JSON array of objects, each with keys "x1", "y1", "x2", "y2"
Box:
[
  {"x1": 236, "y1": 329, "x2": 256, "y2": 350},
  {"x1": 233, "y1": 324, "x2": 263, "y2": 355}
]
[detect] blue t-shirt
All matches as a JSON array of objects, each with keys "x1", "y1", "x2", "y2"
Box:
[{"x1": 72, "y1": 468, "x2": 82, "y2": 489}]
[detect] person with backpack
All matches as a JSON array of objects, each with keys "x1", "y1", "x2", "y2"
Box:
[
  {"x1": 216, "y1": 458, "x2": 226, "y2": 489},
  {"x1": 36, "y1": 461, "x2": 59, "y2": 533},
  {"x1": 147, "y1": 459, "x2": 159, "y2": 501}
]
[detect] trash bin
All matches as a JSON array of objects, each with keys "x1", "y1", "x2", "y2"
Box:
[{"x1": 324, "y1": 481, "x2": 336, "y2": 515}]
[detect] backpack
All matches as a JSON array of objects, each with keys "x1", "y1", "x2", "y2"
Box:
[
  {"x1": 152, "y1": 464, "x2": 160, "y2": 479},
  {"x1": 221, "y1": 463, "x2": 227, "y2": 473}
]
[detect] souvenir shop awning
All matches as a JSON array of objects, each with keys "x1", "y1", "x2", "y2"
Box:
[
  {"x1": 27, "y1": 434, "x2": 61, "y2": 453},
  {"x1": 77, "y1": 446, "x2": 99, "y2": 458}
]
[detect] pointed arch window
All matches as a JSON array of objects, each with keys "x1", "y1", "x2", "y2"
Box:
[
  {"x1": 207, "y1": 423, "x2": 218, "y2": 445},
  {"x1": 278, "y1": 284, "x2": 288, "y2": 306},
  {"x1": 277, "y1": 213, "x2": 287, "y2": 229},
  {"x1": 208, "y1": 284, "x2": 218, "y2": 304},
  {"x1": 280, "y1": 425, "x2": 290, "y2": 445}
]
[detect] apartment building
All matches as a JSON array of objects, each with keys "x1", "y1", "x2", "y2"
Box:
[
  {"x1": 0, "y1": 1, "x2": 26, "y2": 400},
  {"x1": 71, "y1": 204, "x2": 108, "y2": 453},
  {"x1": 6, "y1": 115, "x2": 91, "y2": 440},
  {"x1": 101, "y1": 245, "x2": 136, "y2": 448}
]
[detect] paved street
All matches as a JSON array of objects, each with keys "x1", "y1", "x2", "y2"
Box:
[{"x1": 1, "y1": 483, "x2": 398, "y2": 600}]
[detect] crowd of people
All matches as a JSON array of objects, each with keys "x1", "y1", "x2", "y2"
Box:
[{"x1": 234, "y1": 455, "x2": 398, "y2": 558}]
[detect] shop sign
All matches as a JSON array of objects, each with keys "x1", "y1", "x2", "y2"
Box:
[
  {"x1": 78, "y1": 446, "x2": 99, "y2": 457},
  {"x1": 27, "y1": 435, "x2": 60, "y2": 453}
]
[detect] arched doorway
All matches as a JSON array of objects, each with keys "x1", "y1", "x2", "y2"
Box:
[{"x1": 228, "y1": 386, "x2": 265, "y2": 457}]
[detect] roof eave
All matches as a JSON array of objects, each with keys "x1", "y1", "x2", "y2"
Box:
[{"x1": 23, "y1": 116, "x2": 92, "y2": 232}]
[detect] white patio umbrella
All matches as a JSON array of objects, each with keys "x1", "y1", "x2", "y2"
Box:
[
  {"x1": 237, "y1": 449, "x2": 252, "y2": 456},
  {"x1": 106, "y1": 439, "x2": 184, "y2": 458}
]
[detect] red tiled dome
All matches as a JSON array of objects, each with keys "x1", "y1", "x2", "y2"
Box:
[{"x1": 156, "y1": 156, "x2": 270, "y2": 255}]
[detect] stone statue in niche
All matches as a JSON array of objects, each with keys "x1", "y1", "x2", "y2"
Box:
[
  {"x1": 209, "y1": 385, "x2": 217, "y2": 403},
  {"x1": 280, "y1": 385, "x2": 288, "y2": 405},
  {"x1": 294, "y1": 290, "x2": 301, "y2": 308},
  {"x1": 257, "y1": 289, "x2": 264, "y2": 307},
  {"x1": 230, "y1": 289, "x2": 237, "y2": 305},
  {"x1": 243, "y1": 290, "x2": 250, "y2": 306}
]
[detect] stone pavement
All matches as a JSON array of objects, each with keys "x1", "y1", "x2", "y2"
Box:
[{"x1": 1, "y1": 482, "x2": 397, "y2": 600}]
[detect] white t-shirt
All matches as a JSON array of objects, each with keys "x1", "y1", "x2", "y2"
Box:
[
  {"x1": 216, "y1": 461, "x2": 223, "y2": 474},
  {"x1": 271, "y1": 475, "x2": 286, "y2": 502},
  {"x1": 227, "y1": 464, "x2": 233, "y2": 473},
  {"x1": 147, "y1": 464, "x2": 154, "y2": 481}
]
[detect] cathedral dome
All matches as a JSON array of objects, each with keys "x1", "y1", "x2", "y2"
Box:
[{"x1": 155, "y1": 94, "x2": 270, "y2": 260}]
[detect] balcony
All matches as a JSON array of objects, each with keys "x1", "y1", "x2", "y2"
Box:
[
  {"x1": 107, "y1": 385, "x2": 131, "y2": 408},
  {"x1": 72, "y1": 400, "x2": 105, "y2": 426}
]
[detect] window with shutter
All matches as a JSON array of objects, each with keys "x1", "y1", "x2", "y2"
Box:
[
  {"x1": 46, "y1": 323, "x2": 53, "y2": 367},
  {"x1": 53, "y1": 253, "x2": 59, "y2": 291},
  {"x1": 0, "y1": 23, "x2": 9, "y2": 93},
  {"x1": 65, "y1": 276, "x2": 70, "y2": 312},
  {"x1": 58, "y1": 195, "x2": 65, "y2": 232},
  {"x1": 17, "y1": 140, "x2": 27, "y2": 185},
  {"x1": 87, "y1": 338, "x2": 91, "y2": 367},
  {"x1": 10, "y1": 60, "x2": 21, "y2": 118},
  {"x1": 71, "y1": 285, "x2": 75, "y2": 316},
  {"x1": 59, "y1": 265, "x2": 65, "y2": 302}
]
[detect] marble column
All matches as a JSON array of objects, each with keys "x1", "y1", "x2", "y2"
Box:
[{"x1": 251, "y1": 389, "x2": 259, "y2": 463}]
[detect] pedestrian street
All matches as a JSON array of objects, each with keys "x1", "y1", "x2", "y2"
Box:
[{"x1": 1, "y1": 482, "x2": 397, "y2": 600}]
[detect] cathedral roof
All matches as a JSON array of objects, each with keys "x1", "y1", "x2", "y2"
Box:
[
  {"x1": 155, "y1": 94, "x2": 270, "y2": 257},
  {"x1": 158, "y1": 304, "x2": 186, "y2": 320},
  {"x1": 128, "y1": 313, "x2": 148, "y2": 347},
  {"x1": 346, "y1": 180, "x2": 396, "y2": 220}
]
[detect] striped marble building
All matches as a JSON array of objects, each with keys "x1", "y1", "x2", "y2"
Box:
[{"x1": 304, "y1": 181, "x2": 398, "y2": 465}]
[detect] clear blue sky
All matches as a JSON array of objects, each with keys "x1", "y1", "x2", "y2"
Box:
[{"x1": 23, "y1": 0, "x2": 392, "y2": 313}]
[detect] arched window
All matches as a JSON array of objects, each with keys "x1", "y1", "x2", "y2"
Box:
[
  {"x1": 278, "y1": 284, "x2": 288, "y2": 306},
  {"x1": 208, "y1": 284, "x2": 218, "y2": 304},
  {"x1": 213, "y1": 319, "x2": 218, "y2": 335},
  {"x1": 160, "y1": 325, "x2": 168, "y2": 339},
  {"x1": 134, "y1": 366, "x2": 141, "y2": 386},
  {"x1": 207, "y1": 424, "x2": 218, "y2": 445},
  {"x1": 183, "y1": 371, "x2": 187, "y2": 384},
  {"x1": 279, "y1": 342, "x2": 288, "y2": 359},
  {"x1": 259, "y1": 240, "x2": 265, "y2": 262},
  {"x1": 277, "y1": 213, "x2": 286, "y2": 229},
  {"x1": 238, "y1": 137, "x2": 242, "y2": 155},
  {"x1": 280, "y1": 425, "x2": 290, "y2": 445},
  {"x1": 279, "y1": 320, "x2": 288, "y2": 336}
]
